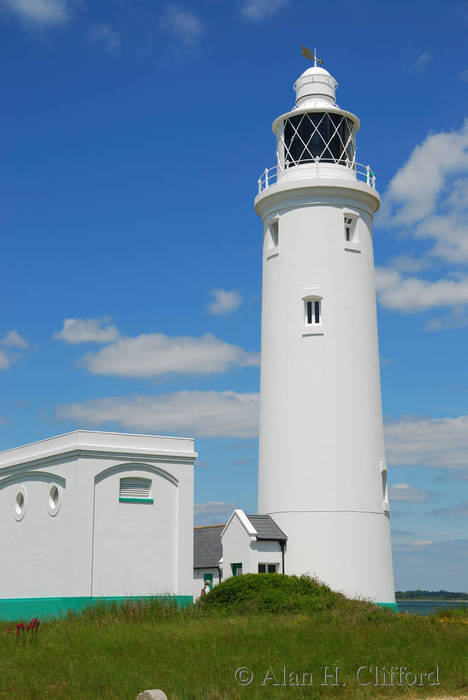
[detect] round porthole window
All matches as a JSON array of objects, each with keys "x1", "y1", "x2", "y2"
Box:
[
  {"x1": 48, "y1": 484, "x2": 61, "y2": 517},
  {"x1": 14, "y1": 486, "x2": 27, "y2": 522}
]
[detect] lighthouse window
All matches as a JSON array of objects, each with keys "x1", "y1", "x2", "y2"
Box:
[
  {"x1": 344, "y1": 217, "x2": 353, "y2": 242},
  {"x1": 382, "y1": 472, "x2": 389, "y2": 511},
  {"x1": 283, "y1": 112, "x2": 355, "y2": 167},
  {"x1": 268, "y1": 219, "x2": 279, "y2": 249},
  {"x1": 305, "y1": 299, "x2": 321, "y2": 325}
]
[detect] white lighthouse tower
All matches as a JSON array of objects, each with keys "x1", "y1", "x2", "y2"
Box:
[{"x1": 255, "y1": 55, "x2": 396, "y2": 607}]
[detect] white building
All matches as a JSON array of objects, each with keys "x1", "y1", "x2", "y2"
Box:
[
  {"x1": 0, "y1": 430, "x2": 196, "y2": 619},
  {"x1": 254, "y1": 58, "x2": 396, "y2": 608},
  {"x1": 193, "y1": 510, "x2": 287, "y2": 598}
]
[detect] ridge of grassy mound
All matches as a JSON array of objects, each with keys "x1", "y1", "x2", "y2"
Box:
[{"x1": 197, "y1": 573, "x2": 387, "y2": 617}]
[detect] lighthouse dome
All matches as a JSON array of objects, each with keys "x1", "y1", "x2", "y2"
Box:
[{"x1": 294, "y1": 65, "x2": 338, "y2": 108}]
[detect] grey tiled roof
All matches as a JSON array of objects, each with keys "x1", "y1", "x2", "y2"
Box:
[
  {"x1": 193, "y1": 525, "x2": 224, "y2": 568},
  {"x1": 193, "y1": 515, "x2": 287, "y2": 569},
  {"x1": 247, "y1": 514, "x2": 287, "y2": 541}
]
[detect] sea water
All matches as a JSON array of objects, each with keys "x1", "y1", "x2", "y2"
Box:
[{"x1": 397, "y1": 600, "x2": 468, "y2": 615}]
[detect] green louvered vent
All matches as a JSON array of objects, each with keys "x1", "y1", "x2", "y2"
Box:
[{"x1": 119, "y1": 478, "x2": 153, "y2": 502}]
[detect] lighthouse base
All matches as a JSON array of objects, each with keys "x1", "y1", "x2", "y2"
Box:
[{"x1": 264, "y1": 510, "x2": 395, "y2": 604}]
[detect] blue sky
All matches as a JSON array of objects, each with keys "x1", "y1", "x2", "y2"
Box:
[{"x1": 1, "y1": 0, "x2": 467, "y2": 591}]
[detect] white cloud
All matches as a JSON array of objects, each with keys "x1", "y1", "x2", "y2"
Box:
[
  {"x1": 424, "y1": 307, "x2": 468, "y2": 331},
  {"x1": 376, "y1": 125, "x2": 468, "y2": 323},
  {"x1": 88, "y1": 24, "x2": 120, "y2": 52},
  {"x1": 435, "y1": 468, "x2": 468, "y2": 482},
  {"x1": 1, "y1": 0, "x2": 71, "y2": 26},
  {"x1": 0, "y1": 330, "x2": 28, "y2": 348},
  {"x1": 389, "y1": 483, "x2": 431, "y2": 503},
  {"x1": 241, "y1": 0, "x2": 287, "y2": 20},
  {"x1": 161, "y1": 4, "x2": 203, "y2": 45},
  {"x1": 385, "y1": 414, "x2": 468, "y2": 470},
  {"x1": 207, "y1": 289, "x2": 242, "y2": 315},
  {"x1": 408, "y1": 539, "x2": 433, "y2": 547},
  {"x1": 54, "y1": 317, "x2": 120, "y2": 344},
  {"x1": 195, "y1": 501, "x2": 237, "y2": 525},
  {"x1": 56, "y1": 390, "x2": 260, "y2": 438},
  {"x1": 0, "y1": 351, "x2": 9, "y2": 370},
  {"x1": 82, "y1": 333, "x2": 259, "y2": 377},
  {"x1": 431, "y1": 501, "x2": 468, "y2": 517},
  {"x1": 0, "y1": 330, "x2": 28, "y2": 369},
  {"x1": 411, "y1": 52, "x2": 431, "y2": 72},
  {"x1": 382, "y1": 121, "x2": 468, "y2": 227},
  {"x1": 389, "y1": 255, "x2": 429, "y2": 273},
  {"x1": 375, "y1": 267, "x2": 468, "y2": 313}
]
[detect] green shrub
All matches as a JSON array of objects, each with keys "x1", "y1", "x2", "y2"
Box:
[{"x1": 196, "y1": 573, "x2": 379, "y2": 616}]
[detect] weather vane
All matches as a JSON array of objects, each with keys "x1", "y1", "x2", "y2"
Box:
[{"x1": 301, "y1": 46, "x2": 322, "y2": 67}]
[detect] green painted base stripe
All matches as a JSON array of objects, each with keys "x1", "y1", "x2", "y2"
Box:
[
  {"x1": 119, "y1": 498, "x2": 154, "y2": 503},
  {"x1": 376, "y1": 601, "x2": 398, "y2": 612},
  {"x1": 0, "y1": 595, "x2": 193, "y2": 621}
]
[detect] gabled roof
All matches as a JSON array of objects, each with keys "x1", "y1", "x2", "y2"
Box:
[
  {"x1": 193, "y1": 525, "x2": 224, "y2": 568},
  {"x1": 247, "y1": 514, "x2": 287, "y2": 542},
  {"x1": 194, "y1": 513, "x2": 287, "y2": 569}
]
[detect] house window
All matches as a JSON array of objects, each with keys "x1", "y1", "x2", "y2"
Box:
[
  {"x1": 119, "y1": 477, "x2": 153, "y2": 504},
  {"x1": 305, "y1": 298, "x2": 321, "y2": 326},
  {"x1": 267, "y1": 218, "x2": 279, "y2": 250},
  {"x1": 258, "y1": 564, "x2": 278, "y2": 573},
  {"x1": 231, "y1": 563, "x2": 243, "y2": 576}
]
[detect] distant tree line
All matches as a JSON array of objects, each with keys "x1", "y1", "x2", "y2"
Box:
[{"x1": 395, "y1": 590, "x2": 468, "y2": 600}]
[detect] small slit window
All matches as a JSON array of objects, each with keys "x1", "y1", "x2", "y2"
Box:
[
  {"x1": 305, "y1": 298, "x2": 321, "y2": 326},
  {"x1": 119, "y1": 477, "x2": 153, "y2": 504},
  {"x1": 344, "y1": 216, "x2": 353, "y2": 242},
  {"x1": 382, "y1": 472, "x2": 389, "y2": 512},
  {"x1": 267, "y1": 219, "x2": 279, "y2": 250},
  {"x1": 344, "y1": 214, "x2": 359, "y2": 249}
]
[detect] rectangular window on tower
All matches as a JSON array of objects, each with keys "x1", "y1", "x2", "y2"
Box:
[
  {"x1": 305, "y1": 299, "x2": 321, "y2": 326},
  {"x1": 382, "y1": 471, "x2": 390, "y2": 513},
  {"x1": 266, "y1": 218, "x2": 279, "y2": 256},
  {"x1": 302, "y1": 293, "x2": 324, "y2": 336},
  {"x1": 343, "y1": 214, "x2": 360, "y2": 251}
]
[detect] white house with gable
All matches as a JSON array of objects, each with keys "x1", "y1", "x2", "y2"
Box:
[{"x1": 193, "y1": 509, "x2": 287, "y2": 597}]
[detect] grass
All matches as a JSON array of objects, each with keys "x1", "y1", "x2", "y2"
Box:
[{"x1": 0, "y1": 575, "x2": 467, "y2": 699}]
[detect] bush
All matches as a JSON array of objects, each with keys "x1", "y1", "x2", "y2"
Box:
[{"x1": 197, "y1": 573, "x2": 353, "y2": 615}]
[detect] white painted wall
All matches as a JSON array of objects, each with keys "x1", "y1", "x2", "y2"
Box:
[
  {"x1": 0, "y1": 431, "x2": 196, "y2": 601},
  {"x1": 251, "y1": 540, "x2": 283, "y2": 574},
  {"x1": 254, "y1": 66, "x2": 395, "y2": 604},
  {"x1": 221, "y1": 511, "x2": 284, "y2": 579},
  {"x1": 221, "y1": 513, "x2": 253, "y2": 579}
]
